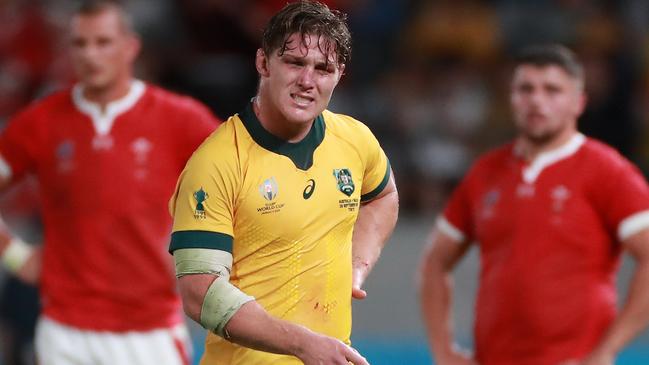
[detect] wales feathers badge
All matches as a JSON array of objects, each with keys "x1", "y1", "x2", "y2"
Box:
[
  {"x1": 333, "y1": 168, "x2": 355, "y2": 196},
  {"x1": 193, "y1": 187, "x2": 208, "y2": 219}
]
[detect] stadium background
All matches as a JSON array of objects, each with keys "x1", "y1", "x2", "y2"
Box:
[{"x1": 1, "y1": 0, "x2": 649, "y2": 364}]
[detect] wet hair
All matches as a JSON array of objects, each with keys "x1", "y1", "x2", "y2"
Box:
[
  {"x1": 262, "y1": 0, "x2": 351, "y2": 66},
  {"x1": 74, "y1": 0, "x2": 134, "y2": 33},
  {"x1": 514, "y1": 44, "x2": 584, "y2": 82}
]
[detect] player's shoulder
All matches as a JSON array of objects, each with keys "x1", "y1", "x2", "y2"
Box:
[
  {"x1": 471, "y1": 143, "x2": 514, "y2": 172},
  {"x1": 579, "y1": 137, "x2": 631, "y2": 170},
  {"x1": 9, "y1": 87, "x2": 73, "y2": 123},
  {"x1": 322, "y1": 109, "x2": 376, "y2": 142},
  {"x1": 144, "y1": 83, "x2": 212, "y2": 115}
]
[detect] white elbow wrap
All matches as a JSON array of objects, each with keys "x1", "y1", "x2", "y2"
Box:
[
  {"x1": 173, "y1": 248, "x2": 254, "y2": 337},
  {"x1": 200, "y1": 276, "x2": 255, "y2": 337},
  {"x1": 1, "y1": 238, "x2": 33, "y2": 274}
]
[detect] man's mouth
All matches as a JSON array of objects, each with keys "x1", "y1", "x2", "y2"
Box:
[
  {"x1": 527, "y1": 113, "x2": 547, "y2": 121},
  {"x1": 291, "y1": 93, "x2": 313, "y2": 106}
]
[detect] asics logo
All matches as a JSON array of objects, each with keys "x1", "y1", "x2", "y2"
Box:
[{"x1": 303, "y1": 179, "x2": 316, "y2": 199}]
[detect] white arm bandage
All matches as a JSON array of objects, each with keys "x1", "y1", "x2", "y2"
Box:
[
  {"x1": 174, "y1": 248, "x2": 233, "y2": 279},
  {"x1": 173, "y1": 248, "x2": 254, "y2": 337},
  {"x1": 1, "y1": 238, "x2": 33, "y2": 274}
]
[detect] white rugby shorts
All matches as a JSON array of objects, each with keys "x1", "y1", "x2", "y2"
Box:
[{"x1": 35, "y1": 316, "x2": 192, "y2": 365}]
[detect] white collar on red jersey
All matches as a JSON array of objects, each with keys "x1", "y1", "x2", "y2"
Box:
[
  {"x1": 72, "y1": 79, "x2": 146, "y2": 136},
  {"x1": 518, "y1": 133, "x2": 585, "y2": 184}
]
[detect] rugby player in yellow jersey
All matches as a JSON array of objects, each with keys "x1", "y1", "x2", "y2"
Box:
[{"x1": 169, "y1": 1, "x2": 399, "y2": 364}]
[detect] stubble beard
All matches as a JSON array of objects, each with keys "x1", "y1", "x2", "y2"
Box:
[{"x1": 519, "y1": 122, "x2": 567, "y2": 147}]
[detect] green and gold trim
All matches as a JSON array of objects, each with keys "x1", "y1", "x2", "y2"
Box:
[
  {"x1": 169, "y1": 231, "x2": 233, "y2": 253},
  {"x1": 361, "y1": 160, "x2": 391, "y2": 202}
]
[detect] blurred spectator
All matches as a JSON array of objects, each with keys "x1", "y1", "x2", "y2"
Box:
[{"x1": 0, "y1": 0, "x2": 55, "y2": 124}]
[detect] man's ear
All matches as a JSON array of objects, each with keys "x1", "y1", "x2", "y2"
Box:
[
  {"x1": 126, "y1": 34, "x2": 141, "y2": 64},
  {"x1": 256, "y1": 49, "x2": 270, "y2": 77},
  {"x1": 337, "y1": 63, "x2": 346, "y2": 83}
]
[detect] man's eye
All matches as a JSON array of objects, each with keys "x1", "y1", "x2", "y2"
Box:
[{"x1": 97, "y1": 38, "x2": 111, "y2": 46}]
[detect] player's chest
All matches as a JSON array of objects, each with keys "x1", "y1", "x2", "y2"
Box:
[
  {"x1": 39, "y1": 118, "x2": 176, "y2": 181},
  {"x1": 471, "y1": 169, "x2": 597, "y2": 239},
  {"x1": 236, "y1": 156, "x2": 364, "y2": 229}
]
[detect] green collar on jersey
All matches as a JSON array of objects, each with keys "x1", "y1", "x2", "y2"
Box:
[{"x1": 238, "y1": 102, "x2": 325, "y2": 170}]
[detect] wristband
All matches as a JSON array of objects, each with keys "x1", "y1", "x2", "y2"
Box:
[{"x1": 1, "y1": 238, "x2": 33, "y2": 273}]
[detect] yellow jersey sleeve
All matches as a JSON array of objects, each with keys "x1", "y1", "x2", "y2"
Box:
[
  {"x1": 354, "y1": 121, "x2": 391, "y2": 202},
  {"x1": 169, "y1": 124, "x2": 239, "y2": 253}
]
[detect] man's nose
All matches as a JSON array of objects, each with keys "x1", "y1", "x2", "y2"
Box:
[
  {"x1": 528, "y1": 90, "x2": 545, "y2": 107},
  {"x1": 297, "y1": 67, "x2": 315, "y2": 88},
  {"x1": 79, "y1": 44, "x2": 100, "y2": 60}
]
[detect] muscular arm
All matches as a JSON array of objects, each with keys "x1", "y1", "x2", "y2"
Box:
[
  {"x1": 578, "y1": 228, "x2": 649, "y2": 364},
  {"x1": 177, "y1": 274, "x2": 368, "y2": 365},
  {"x1": 418, "y1": 227, "x2": 475, "y2": 365},
  {"x1": 350, "y1": 172, "x2": 398, "y2": 299}
]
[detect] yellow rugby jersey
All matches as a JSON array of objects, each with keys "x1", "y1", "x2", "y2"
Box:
[{"x1": 170, "y1": 102, "x2": 390, "y2": 365}]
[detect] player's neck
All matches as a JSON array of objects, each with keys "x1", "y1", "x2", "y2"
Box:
[
  {"x1": 82, "y1": 78, "x2": 133, "y2": 113},
  {"x1": 516, "y1": 127, "x2": 578, "y2": 161},
  {"x1": 252, "y1": 96, "x2": 313, "y2": 143}
]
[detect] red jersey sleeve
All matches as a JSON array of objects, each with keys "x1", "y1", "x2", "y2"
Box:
[
  {"x1": 183, "y1": 99, "x2": 220, "y2": 154},
  {"x1": 592, "y1": 150, "x2": 649, "y2": 242},
  {"x1": 0, "y1": 106, "x2": 42, "y2": 181},
  {"x1": 186, "y1": 99, "x2": 220, "y2": 149},
  {"x1": 440, "y1": 171, "x2": 474, "y2": 242},
  {"x1": 174, "y1": 97, "x2": 220, "y2": 161}
]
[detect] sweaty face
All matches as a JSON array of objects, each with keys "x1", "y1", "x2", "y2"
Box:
[
  {"x1": 510, "y1": 65, "x2": 585, "y2": 144},
  {"x1": 257, "y1": 33, "x2": 344, "y2": 126},
  {"x1": 69, "y1": 9, "x2": 137, "y2": 92}
]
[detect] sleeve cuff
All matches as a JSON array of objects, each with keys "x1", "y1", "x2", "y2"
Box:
[
  {"x1": 0, "y1": 154, "x2": 13, "y2": 180},
  {"x1": 618, "y1": 210, "x2": 649, "y2": 242},
  {"x1": 436, "y1": 216, "x2": 465, "y2": 242},
  {"x1": 169, "y1": 230, "x2": 233, "y2": 253},
  {"x1": 361, "y1": 160, "x2": 391, "y2": 202}
]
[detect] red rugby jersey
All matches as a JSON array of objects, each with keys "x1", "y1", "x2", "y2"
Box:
[
  {"x1": 0, "y1": 81, "x2": 219, "y2": 331},
  {"x1": 440, "y1": 134, "x2": 649, "y2": 365}
]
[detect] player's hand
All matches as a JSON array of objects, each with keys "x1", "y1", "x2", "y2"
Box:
[
  {"x1": 351, "y1": 266, "x2": 367, "y2": 300},
  {"x1": 435, "y1": 348, "x2": 478, "y2": 365},
  {"x1": 296, "y1": 333, "x2": 369, "y2": 365},
  {"x1": 16, "y1": 246, "x2": 41, "y2": 285}
]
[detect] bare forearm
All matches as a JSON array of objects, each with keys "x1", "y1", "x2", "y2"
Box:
[
  {"x1": 418, "y1": 229, "x2": 473, "y2": 363},
  {"x1": 351, "y1": 189, "x2": 398, "y2": 279},
  {"x1": 420, "y1": 259, "x2": 457, "y2": 359},
  {"x1": 225, "y1": 301, "x2": 313, "y2": 356}
]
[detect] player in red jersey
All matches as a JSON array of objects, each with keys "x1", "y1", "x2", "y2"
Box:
[
  {"x1": 419, "y1": 44, "x2": 649, "y2": 365},
  {"x1": 0, "y1": 1, "x2": 219, "y2": 364}
]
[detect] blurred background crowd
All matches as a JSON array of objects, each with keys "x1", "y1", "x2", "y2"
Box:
[{"x1": 2, "y1": 0, "x2": 649, "y2": 364}]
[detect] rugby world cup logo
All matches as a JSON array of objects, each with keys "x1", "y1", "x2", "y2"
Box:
[
  {"x1": 193, "y1": 187, "x2": 208, "y2": 219},
  {"x1": 259, "y1": 177, "x2": 278, "y2": 201}
]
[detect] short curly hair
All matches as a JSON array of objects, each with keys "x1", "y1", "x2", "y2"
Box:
[{"x1": 262, "y1": 1, "x2": 351, "y2": 66}]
